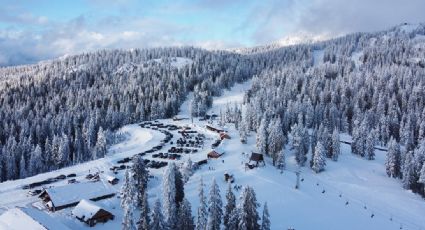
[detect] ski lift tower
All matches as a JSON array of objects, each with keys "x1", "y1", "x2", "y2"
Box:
[{"x1": 295, "y1": 167, "x2": 301, "y2": 189}]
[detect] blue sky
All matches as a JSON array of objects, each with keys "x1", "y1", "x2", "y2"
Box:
[{"x1": 1, "y1": 0, "x2": 425, "y2": 66}]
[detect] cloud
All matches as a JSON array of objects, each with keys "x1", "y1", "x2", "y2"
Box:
[
  {"x1": 246, "y1": 0, "x2": 425, "y2": 45},
  {"x1": 1, "y1": 0, "x2": 425, "y2": 66}
]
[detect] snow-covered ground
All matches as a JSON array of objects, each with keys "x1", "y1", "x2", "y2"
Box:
[{"x1": 1, "y1": 80, "x2": 425, "y2": 230}]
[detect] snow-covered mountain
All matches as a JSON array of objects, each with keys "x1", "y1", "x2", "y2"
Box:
[{"x1": 1, "y1": 23, "x2": 425, "y2": 230}]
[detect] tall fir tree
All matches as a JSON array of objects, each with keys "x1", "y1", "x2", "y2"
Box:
[
  {"x1": 224, "y1": 183, "x2": 236, "y2": 230},
  {"x1": 312, "y1": 141, "x2": 326, "y2": 173},
  {"x1": 385, "y1": 138, "x2": 401, "y2": 178},
  {"x1": 132, "y1": 156, "x2": 149, "y2": 207},
  {"x1": 238, "y1": 186, "x2": 260, "y2": 230},
  {"x1": 162, "y1": 162, "x2": 177, "y2": 229},
  {"x1": 150, "y1": 199, "x2": 166, "y2": 230},
  {"x1": 331, "y1": 129, "x2": 340, "y2": 161},
  {"x1": 196, "y1": 178, "x2": 208, "y2": 230},
  {"x1": 137, "y1": 192, "x2": 150, "y2": 230},
  {"x1": 260, "y1": 202, "x2": 270, "y2": 230},
  {"x1": 178, "y1": 198, "x2": 195, "y2": 230},
  {"x1": 207, "y1": 178, "x2": 223, "y2": 230},
  {"x1": 121, "y1": 170, "x2": 137, "y2": 230}
]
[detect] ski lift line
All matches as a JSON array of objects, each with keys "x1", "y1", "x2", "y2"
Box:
[{"x1": 282, "y1": 168, "x2": 425, "y2": 230}]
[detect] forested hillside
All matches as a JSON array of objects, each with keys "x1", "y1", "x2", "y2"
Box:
[{"x1": 0, "y1": 47, "x2": 259, "y2": 181}]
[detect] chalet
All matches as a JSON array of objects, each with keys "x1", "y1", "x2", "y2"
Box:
[
  {"x1": 39, "y1": 181, "x2": 115, "y2": 212},
  {"x1": 105, "y1": 175, "x2": 119, "y2": 185},
  {"x1": 0, "y1": 207, "x2": 71, "y2": 230},
  {"x1": 249, "y1": 152, "x2": 265, "y2": 167},
  {"x1": 72, "y1": 199, "x2": 114, "y2": 227},
  {"x1": 207, "y1": 146, "x2": 225, "y2": 159},
  {"x1": 205, "y1": 125, "x2": 224, "y2": 133},
  {"x1": 219, "y1": 132, "x2": 231, "y2": 140}
]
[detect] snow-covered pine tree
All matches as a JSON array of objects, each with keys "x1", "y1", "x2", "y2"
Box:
[
  {"x1": 331, "y1": 129, "x2": 340, "y2": 161},
  {"x1": 223, "y1": 183, "x2": 236, "y2": 230},
  {"x1": 402, "y1": 151, "x2": 416, "y2": 190},
  {"x1": 276, "y1": 147, "x2": 286, "y2": 172},
  {"x1": 196, "y1": 178, "x2": 208, "y2": 230},
  {"x1": 261, "y1": 202, "x2": 270, "y2": 230},
  {"x1": 365, "y1": 129, "x2": 376, "y2": 160},
  {"x1": 19, "y1": 154, "x2": 26, "y2": 179},
  {"x1": 132, "y1": 156, "x2": 149, "y2": 208},
  {"x1": 121, "y1": 169, "x2": 137, "y2": 230},
  {"x1": 238, "y1": 186, "x2": 260, "y2": 230},
  {"x1": 312, "y1": 141, "x2": 326, "y2": 173},
  {"x1": 207, "y1": 178, "x2": 223, "y2": 230},
  {"x1": 256, "y1": 117, "x2": 269, "y2": 156},
  {"x1": 175, "y1": 166, "x2": 185, "y2": 207},
  {"x1": 267, "y1": 117, "x2": 284, "y2": 166},
  {"x1": 95, "y1": 127, "x2": 107, "y2": 158},
  {"x1": 385, "y1": 138, "x2": 401, "y2": 178},
  {"x1": 227, "y1": 208, "x2": 240, "y2": 230},
  {"x1": 162, "y1": 162, "x2": 177, "y2": 229},
  {"x1": 291, "y1": 123, "x2": 306, "y2": 166},
  {"x1": 177, "y1": 198, "x2": 195, "y2": 230},
  {"x1": 151, "y1": 199, "x2": 166, "y2": 230},
  {"x1": 181, "y1": 157, "x2": 194, "y2": 183},
  {"x1": 137, "y1": 191, "x2": 150, "y2": 230}
]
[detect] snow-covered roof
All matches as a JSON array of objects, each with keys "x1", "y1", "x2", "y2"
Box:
[
  {"x1": 72, "y1": 199, "x2": 102, "y2": 221},
  {"x1": 42, "y1": 181, "x2": 115, "y2": 208},
  {"x1": 211, "y1": 145, "x2": 225, "y2": 155},
  {"x1": 104, "y1": 175, "x2": 118, "y2": 182},
  {"x1": 0, "y1": 207, "x2": 71, "y2": 230}
]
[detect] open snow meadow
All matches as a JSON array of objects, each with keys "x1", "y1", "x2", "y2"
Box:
[{"x1": 1, "y1": 80, "x2": 425, "y2": 230}]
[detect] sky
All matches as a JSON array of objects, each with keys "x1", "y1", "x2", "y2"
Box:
[{"x1": 1, "y1": 0, "x2": 425, "y2": 66}]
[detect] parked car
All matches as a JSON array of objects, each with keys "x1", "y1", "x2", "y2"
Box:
[{"x1": 27, "y1": 189, "x2": 42, "y2": 196}]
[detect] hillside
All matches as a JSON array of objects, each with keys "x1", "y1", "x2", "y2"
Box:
[{"x1": 0, "y1": 23, "x2": 425, "y2": 230}]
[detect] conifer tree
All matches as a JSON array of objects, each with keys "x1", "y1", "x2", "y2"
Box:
[
  {"x1": 207, "y1": 178, "x2": 223, "y2": 230},
  {"x1": 312, "y1": 141, "x2": 326, "y2": 173},
  {"x1": 178, "y1": 198, "x2": 195, "y2": 230},
  {"x1": 261, "y1": 202, "x2": 270, "y2": 230},
  {"x1": 151, "y1": 199, "x2": 166, "y2": 230},
  {"x1": 196, "y1": 178, "x2": 208, "y2": 230},
  {"x1": 224, "y1": 183, "x2": 236, "y2": 230}
]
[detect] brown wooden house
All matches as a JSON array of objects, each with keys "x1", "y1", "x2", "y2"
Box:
[
  {"x1": 72, "y1": 199, "x2": 114, "y2": 227},
  {"x1": 249, "y1": 152, "x2": 265, "y2": 166},
  {"x1": 219, "y1": 132, "x2": 231, "y2": 140}
]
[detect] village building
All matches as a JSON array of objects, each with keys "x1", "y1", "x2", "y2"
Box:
[
  {"x1": 205, "y1": 125, "x2": 224, "y2": 133},
  {"x1": 0, "y1": 207, "x2": 71, "y2": 230},
  {"x1": 207, "y1": 146, "x2": 225, "y2": 159},
  {"x1": 105, "y1": 175, "x2": 119, "y2": 185},
  {"x1": 72, "y1": 199, "x2": 114, "y2": 227},
  {"x1": 219, "y1": 132, "x2": 231, "y2": 140},
  {"x1": 249, "y1": 152, "x2": 265, "y2": 167},
  {"x1": 39, "y1": 181, "x2": 115, "y2": 212}
]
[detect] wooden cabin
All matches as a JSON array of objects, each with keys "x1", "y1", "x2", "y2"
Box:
[
  {"x1": 249, "y1": 152, "x2": 265, "y2": 167},
  {"x1": 38, "y1": 182, "x2": 115, "y2": 212},
  {"x1": 219, "y1": 132, "x2": 231, "y2": 140},
  {"x1": 72, "y1": 199, "x2": 114, "y2": 227},
  {"x1": 105, "y1": 175, "x2": 119, "y2": 185},
  {"x1": 207, "y1": 146, "x2": 225, "y2": 159}
]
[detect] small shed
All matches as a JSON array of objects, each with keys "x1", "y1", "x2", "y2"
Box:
[
  {"x1": 219, "y1": 132, "x2": 231, "y2": 140},
  {"x1": 207, "y1": 146, "x2": 225, "y2": 159},
  {"x1": 105, "y1": 175, "x2": 119, "y2": 185},
  {"x1": 249, "y1": 152, "x2": 265, "y2": 166},
  {"x1": 72, "y1": 199, "x2": 114, "y2": 227}
]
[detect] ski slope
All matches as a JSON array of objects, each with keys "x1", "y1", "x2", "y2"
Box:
[{"x1": 0, "y1": 80, "x2": 425, "y2": 230}]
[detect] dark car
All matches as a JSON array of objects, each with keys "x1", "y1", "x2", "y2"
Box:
[{"x1": 67, "y1": 173, "x2": 77, "y2": 178}]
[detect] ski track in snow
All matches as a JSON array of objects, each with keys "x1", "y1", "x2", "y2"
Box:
[{"x1": 1, "y1": 80, "x2": 425, "y2": 230}]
